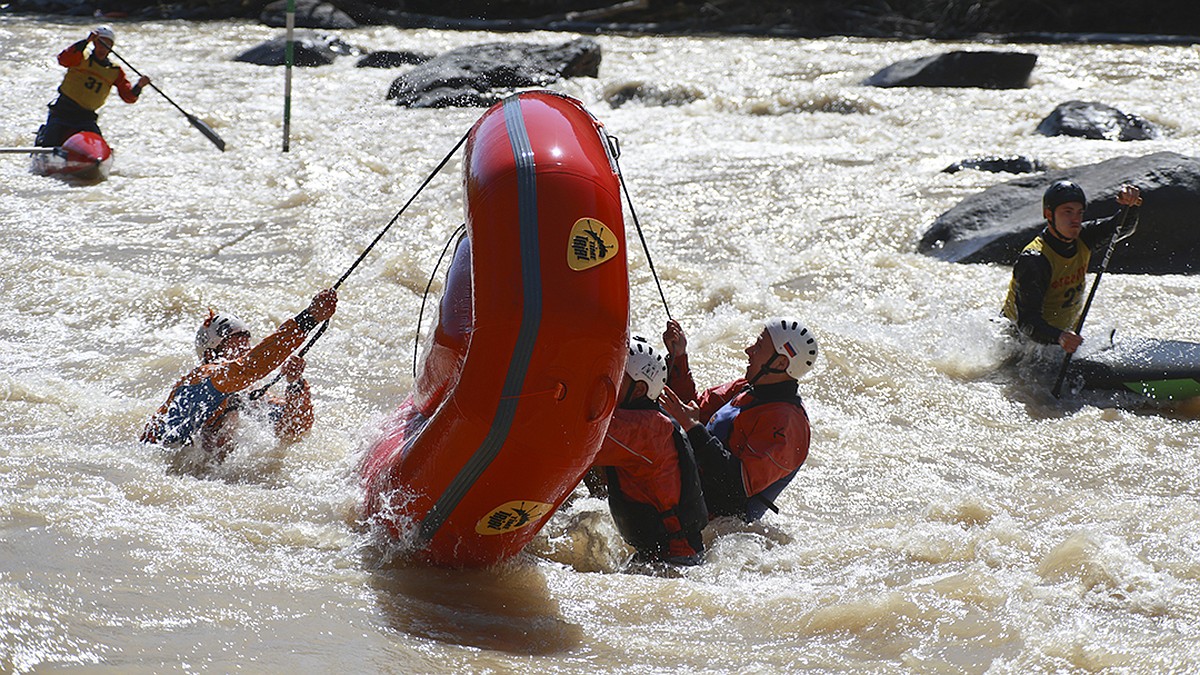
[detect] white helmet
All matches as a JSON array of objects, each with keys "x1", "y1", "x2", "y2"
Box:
[
  {"x1": 764, "y1": 317, "x2": 818, "y2": 380},
  {"x1": 92, "y1": 26, "x2": 115, "y2": 45},
  {"x1": 195, "y1": 311, "x2": 250, "y2": 359},
  {"x1": 625, "y1": 335, "x2": 667, "y2": 400}
]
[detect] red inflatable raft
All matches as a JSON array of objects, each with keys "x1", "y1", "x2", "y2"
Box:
[
  {"x1": 32, "y1": 131, "x2": 113, "y2": 181},
  {"x1": 360, "y1": 91, "x2": 629, "y2": 567}
]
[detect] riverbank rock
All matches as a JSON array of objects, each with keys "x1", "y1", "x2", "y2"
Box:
[
  {"x1": 1036, "y1": 100, "x2": 1160, "y2": 141},
  {"x1": 260, "y1": 0, "x2": 357, "y2": 28},
  {"x1": 918, "y1": 152, "x2": 1200, "y2": 274},
  {"x1": 943, "y1": 155, "x2": 1047, "y2": 174},
  {"x1": 386, "y1": 38, "x2": 601, "y2": 108},
  {"x1": 234, "y1": 33, "x2": 359, "y2": 66},
  {"x1": 357, "y1": 50, "x2": 432, "y2": 68},
  {"x1": 864, "y1": 50, "x2": 1038, "y2": 88}
]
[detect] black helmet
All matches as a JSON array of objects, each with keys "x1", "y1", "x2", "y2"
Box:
[{"x1": 1043, "y1": 180, "x2": 1087, "y2": 213}]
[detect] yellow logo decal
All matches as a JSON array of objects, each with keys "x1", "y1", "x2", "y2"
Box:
[
  {"x1": 476, "y1": 500, "x2": 554, "y2": 535},
  {"x1": 567, "y1": 218, "x2": 619, "y2": 271}
]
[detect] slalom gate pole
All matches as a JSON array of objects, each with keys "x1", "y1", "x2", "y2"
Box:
[{"x1": 282, "y1": 0, "x2": 296, "y2": 152}]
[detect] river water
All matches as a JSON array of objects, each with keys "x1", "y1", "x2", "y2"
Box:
[{"x1": 3, "y1": 16, "x2": 1200, "y2": 673}]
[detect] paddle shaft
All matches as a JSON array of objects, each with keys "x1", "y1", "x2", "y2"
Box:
[
  {"x1": 0, "y1": 147, "x2": 59, "y2": 154},
  {"x1": 1051, "y1": 205, "x2": 1131, "y2": 398},
  {"x1": 107, "y1": 48, "x2": 226, "y2": 151}
]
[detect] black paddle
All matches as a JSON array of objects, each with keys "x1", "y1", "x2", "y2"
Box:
[
  {"x1": 1051, "y1": 205, "x2": 1134, "y2": 398},
  {"x1": 107, "y1": 47, "x2": 226, "y2": 152}
]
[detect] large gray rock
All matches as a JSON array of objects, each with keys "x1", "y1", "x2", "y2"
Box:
[
  {"x1": 357, "y1": 50, "x2": 432, "y2": 68},
  {"x1": 260, "y1": 0, "x2": 357, "y2": 28},
  {"x1": 386, "y1": 38, "x2": 601, "y2": 108},
  {"x1": 234, "y1": 33, "x2": 359, "y2": 66},
  {"x1": 1036, "y1": 100, "x2": 1160, "y2": 141},
  {"x1": 918, "y1": 152, "x2": 1200, "y2": 274},
  {"x1": 942, "y1": 155, "x2": 1047, "y2": 174},
  {"x1": 864, "y1": 50, "x2": 1037, "y2": 89}
]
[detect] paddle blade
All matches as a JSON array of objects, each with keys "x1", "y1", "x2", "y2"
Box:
[{"x1": 187, "y1": 114, "x2": 226, "y2": 151}]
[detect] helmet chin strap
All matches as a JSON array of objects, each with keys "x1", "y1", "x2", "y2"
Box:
[
  {"x1": 1047, "y1": 216, "x2": 1067, "y2": 240},
  {"x1": 748, "y1": 353, "x2": 788, "y2": 386}
]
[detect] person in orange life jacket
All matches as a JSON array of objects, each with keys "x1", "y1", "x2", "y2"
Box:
[
  {"x1": 590, "y1": 336, "x2": 708, "y2": 566},
  {"x1": 659, "y1": 318, "x2": 816, "y2": 523},
  {"x1": 140, "y1": 289, "x2": 337, "y2": 455},
  {"x1": 36, "y1": 26, "x2": 151, "y2": 148},
  {"x1": 1002, "y1": 181, "x2": 1141, "y2": 354}
]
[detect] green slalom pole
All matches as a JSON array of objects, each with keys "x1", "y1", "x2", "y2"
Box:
[{"x1": 282, "y1": 0, "x2": 295, "y2": 152}]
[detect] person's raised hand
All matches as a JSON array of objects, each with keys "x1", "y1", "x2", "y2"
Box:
[
  {"x1": 1116, "y1": 184, "x2": 1142, "y2": 207},
  {"x1": 662, "y1": 320, "x2": 688, "y2": 358}
]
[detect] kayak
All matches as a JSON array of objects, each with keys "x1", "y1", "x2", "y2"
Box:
[
  {"x1": 1071, "y1": 338, "x2": 1200, "y2": 400},
  {"x1": 359, "y1": 91, "x2": 629, "y2": 568},
  {"x1": 31, "y1": 131, "x2": 112, "y2": 181}
]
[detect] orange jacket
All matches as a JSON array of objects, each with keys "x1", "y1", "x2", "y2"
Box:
[
  {"x1": 668, "y1": 354, "x2": 810, "y2": 520},
  {"x1": 593, "y1": 403, "x2": 707, "y2": 561}
]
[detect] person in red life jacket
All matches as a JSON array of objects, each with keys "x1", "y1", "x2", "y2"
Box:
[
  {"x1": 140, "y1": 289, "x2": 337, "y2": 457},
  {"x1": 36, "y1": 26, "x2": 151, "y2": 148},
  {"x1": 591, "y1": 336, "x2": 708, "y2": 566},
  {"x1": 1002, "y1": 181, "x2": 1141, "y2": 354},
  {"x1": 659, "y1": 318, "x2": 816, "y2": 522}
]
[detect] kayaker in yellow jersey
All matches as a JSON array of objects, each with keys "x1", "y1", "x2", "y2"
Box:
[
  {"x1": 36, "y1": 26, "x2": 151, "y2": 147},
  {"x1": 1002, "y1": 181, "x2": 1141, "y2": 353}
]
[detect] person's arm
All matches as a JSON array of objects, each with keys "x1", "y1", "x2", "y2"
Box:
[
  {"x1": 210, "y1": 289, "x2": 337, "y2": 394},
  {"x1": 1081, "y1": 207, "x2": 1139, "y2": 251},
  {"x1": 114, "y1": 69, "x2": 146, "y2": 103},
  {"x1": 1010, "y1": 252, "x2": 1064, "y2": 344},
  {"x1": 57, "y1": 39, "x2": 88, "y2": 67},
  {"x1": 662, "y1": 320, "x2": 698, "y2": 403},
  {"x1": 1081, "y1": 184, "x2": 1142, "y2": 250},
  {"x1": 271, "y1": 377, "x2": 314, "y2": 440}
]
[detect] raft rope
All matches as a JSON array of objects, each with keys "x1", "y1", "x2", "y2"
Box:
[
  {"x1": 412, "y1": 223, "x2": 466, "y2": 378},
  {"x1": 608, "y1": 133, "x2": 673, "y2": 322},
  {"x1": 249, "y1": 131, "x2": 470, "y2": 401}
]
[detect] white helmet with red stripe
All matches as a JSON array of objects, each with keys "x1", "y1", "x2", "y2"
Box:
[
  {"x1": 195, "y1": 311, "x2": 250, "y2": 359},
  {"x1": 625, "y1": 335, "x2": 667, "y2": 399},
  {"x1": 764, "y1": 317, "x2": 818, "y2": 379}
]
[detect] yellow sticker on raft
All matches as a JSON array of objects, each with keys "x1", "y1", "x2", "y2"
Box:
[
  {"x1": 476, "y1": 500, "x2": 555, "y2": 535},
  {"x1": 567, "y1": 218, "x2": 619, "y2": 271}
]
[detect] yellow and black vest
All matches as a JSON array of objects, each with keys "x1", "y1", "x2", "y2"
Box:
[
  {"x1": 58, "y1": 56, "x2": 123, "y2": 112},
  {"x1": 1003, "y1": 234, "x2": 1091, "y2": 331}
]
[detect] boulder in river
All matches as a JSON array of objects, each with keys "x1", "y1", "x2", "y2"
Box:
[
  {"x1": 918, "y1": 152, "x2": 1200, "y2": 274},
  {"x1": 357, "y1": 50, "x2": 433, "y2": 68},
  {"x1": 1036, "y1": 100, "x2": 1160, "y2": 141},
  {"x1": 943, "y1": 155, "x2": 1047, "y2": 174},
  {"x1": 864, "y1": 50, "x2": 1038, "y2": 89},
  {"x1": 386, "y1": 38, "x2": 601, "y2": 108},
  {"x1": 234, "y1": 33, "x2": 360, "y2": 67},
  {"x1": 260, "y1": 0, "x2": 357, "y2": 29}
]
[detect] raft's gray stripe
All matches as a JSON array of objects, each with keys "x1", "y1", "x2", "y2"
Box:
[{"x1": 418, "y1": 96, "x2": 542, "y2": 544}]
